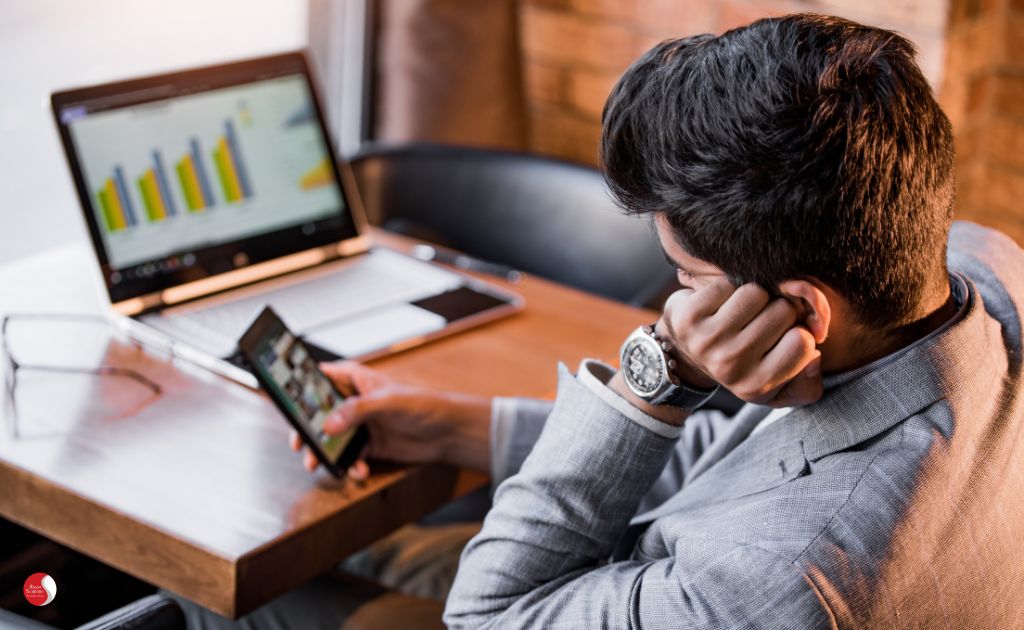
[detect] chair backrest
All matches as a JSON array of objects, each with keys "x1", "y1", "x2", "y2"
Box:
[{"x1": 349, "y1": 143, "x2": 676, "y2": 307}]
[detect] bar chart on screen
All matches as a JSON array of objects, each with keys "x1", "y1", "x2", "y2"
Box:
[
  {"x1": 68, "y1": 75, "x2": 344, "y2": 269},
  {"x1": 97, "y1": 120, "x2": 261, "y2": 230},
  {"x1": 94, "y1": 119, "x2": 255, "y2": 234}
]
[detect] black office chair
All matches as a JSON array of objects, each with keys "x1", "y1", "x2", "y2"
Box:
[
  {"x1": 0, "y1": 593, "x2": 184, "y2": 630},
  {"x1": 349, "y1": 142, "x2": 678, "y2": 309}
]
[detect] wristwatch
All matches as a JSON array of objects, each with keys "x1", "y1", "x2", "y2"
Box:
[{"x1": 619, "y1": 324, "x2": 718, "y2": 411}]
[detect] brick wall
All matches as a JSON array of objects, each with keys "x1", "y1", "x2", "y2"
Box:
[
  {"x1": 941, "y1": 0, "x2": 1024, "y2": 244},
  {"x1": 519, "y1": 0, "x2": 949, "y2": 166}
]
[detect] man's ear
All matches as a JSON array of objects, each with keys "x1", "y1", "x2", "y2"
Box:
[{"x1": 777, "y1": 279, "x2": 830, "y2": 345}]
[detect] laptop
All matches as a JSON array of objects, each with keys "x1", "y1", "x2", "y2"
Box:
[{"x1": 51, "y1": 52, "x2": 523, "y2": 388}]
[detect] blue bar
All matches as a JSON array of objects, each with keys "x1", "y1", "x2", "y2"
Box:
[
  {"x1": 224, "y1": 119, "x2": 253, "y2": 198},
  {"x1": 189, "y1": 138, "x2": 216, "y2": 207},
  {"x1": 113, "y1": 165, "x2": 137, "y2": 226},
  {"x1": 151, "y1": 150, "x2": 177, "y2": 217}
]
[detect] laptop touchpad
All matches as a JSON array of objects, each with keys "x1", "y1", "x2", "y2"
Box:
[{"x1": 305, "y1": 303, "x2": 447, "y2": 358}]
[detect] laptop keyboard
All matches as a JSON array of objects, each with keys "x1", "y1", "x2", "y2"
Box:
[{"x1": 146, "y1": 249, "x2": 462, "y2": 349}]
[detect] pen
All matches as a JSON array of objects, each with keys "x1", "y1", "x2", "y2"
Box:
[{"x1": 411, "y1": 245, "x2": 524, "y2": 284}]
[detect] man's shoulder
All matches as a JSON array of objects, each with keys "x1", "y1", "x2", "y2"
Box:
[
  {"x1": 948, "y1": 220, "x2": 1022, "y2": 256},
  {"x1": 948, "y1": 221, "x2": 1024, "y2": 303}
]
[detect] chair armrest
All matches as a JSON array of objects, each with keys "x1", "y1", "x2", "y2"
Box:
[{"x1": 75, "y1": 594, "x2": 185, "y2": 630}]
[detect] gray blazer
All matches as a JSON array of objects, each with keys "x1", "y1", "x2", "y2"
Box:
[{"x1": 444, "y1": 222, "x2": 1024, "y2": 629}]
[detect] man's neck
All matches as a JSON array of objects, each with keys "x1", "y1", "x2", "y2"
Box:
[{"x1": 822, "y1": 282, "x2": 958, "y2": 375}]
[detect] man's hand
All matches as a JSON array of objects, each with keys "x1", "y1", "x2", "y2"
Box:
[
  {"x1": 657, "y1": 278, "x2": 823, "y2": 408},
  {"x1": 288, "y1": 361, "x2": 492, "y2": 480}
]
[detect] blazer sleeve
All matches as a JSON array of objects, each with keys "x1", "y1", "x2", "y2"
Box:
[
  {"x1": 488, "y1": 369, "x2": 730, "y2": 501},
  {"x1": 446, "y1": 362, "x2": 831, "y2": 629}
]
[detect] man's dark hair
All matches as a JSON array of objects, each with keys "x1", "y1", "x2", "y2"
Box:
[{"x1": 601, "y1": 13, "x2": 955, "y2": 330}]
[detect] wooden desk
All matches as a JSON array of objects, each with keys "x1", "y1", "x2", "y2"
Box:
[{"x1": 0, "y1": 229, "x2": 654, "y2": 618}]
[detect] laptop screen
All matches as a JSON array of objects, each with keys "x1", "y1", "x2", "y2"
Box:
[{"x1": 53, "y1": 53, "x2": 360, "y2": 307}]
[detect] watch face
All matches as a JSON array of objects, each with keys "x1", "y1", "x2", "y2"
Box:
[{"x1": 623, "y1": 336, "x2": 665, "y2": 397}]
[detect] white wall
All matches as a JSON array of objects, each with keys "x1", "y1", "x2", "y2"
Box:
[{"x1": 0, "y1": 0, "x2": 308, "y2": 264}]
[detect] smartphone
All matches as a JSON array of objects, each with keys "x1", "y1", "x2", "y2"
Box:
[{"x1": 238, "y1": 306, "x2": 368, "y2": 477}]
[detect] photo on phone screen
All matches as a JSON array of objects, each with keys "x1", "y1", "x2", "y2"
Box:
[{"x1": 240, "y1": 308, "x2": 366, "y2": 474}]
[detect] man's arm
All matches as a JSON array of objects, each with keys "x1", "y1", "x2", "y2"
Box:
[
  {"x1": 444, "y1": 362, "x2": 830, "y2": 629},
  {"x1": 488, "y1": 382, "x2": 735, "y2": 508}
]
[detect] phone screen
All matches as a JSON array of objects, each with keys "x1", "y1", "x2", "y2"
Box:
[{"x1": 247, "y1": 319, "x2": 355, "y2": 464}]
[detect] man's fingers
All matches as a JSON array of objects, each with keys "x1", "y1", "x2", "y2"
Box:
[
  {"x1": 769, "y1": 355, "x2": 824, "y2": 407},
  {"x1": 752, "y1": 327, "x2": 819, "y2": 393},
  {"x1": 322, "y1": 391, "x2": 396, "y2": 435},
  {"x1": 711, "y1": 284, "x2": 771, "y2": 333},
  {"x1": 663, "y1": 277, "x2": 734, "y2": 325},
  {"x1": 320, "y1": 360, "x2": 394, "y2": 396},
  {"x1": 289, "y1": 430, "x2": 302, "y2": 452},
  {"x1": 687, "y1": 277, "x2": 737, "y2": 318},
  {"x1": 319, "y1": 360, "x2": 365, "y2": 378},
  {"x1": 662, "y1": 279, "x2": 736, "y2": 349},
  {"x1": 734, "y1": 298, "x2": 799, "y2": 359},
  {"x1": 303, "y1": 449, "x2": 318, "y2": 472},
  {"x1": 346, "y1": 444, "x2": 372, "y2": 482},
  {"x1": 319, "y1": 360, "x2": 366, "y2": 395},
  {"x1": 323, "y1": 396, "x2": 371, "y2": 434},
  {"x1": 347, "y1": 459, "x2": 370, "y2": 482}
]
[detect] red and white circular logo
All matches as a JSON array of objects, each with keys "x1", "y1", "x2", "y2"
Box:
[{"x1": 23, "y1": 573, "x2": 57, "y2": 606}]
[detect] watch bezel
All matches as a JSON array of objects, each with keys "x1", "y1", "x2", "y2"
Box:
[
  {"x1": 620, "y1": 325, "x2": 719, "y2": 411},
  {"x1": 620, "y1": 328, "x2": 674, "y2": 400}
]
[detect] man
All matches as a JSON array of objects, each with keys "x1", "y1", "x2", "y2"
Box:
[
  {"x1": 371, "y1": 14, "x2": 1023, "y2": 628},
  {"x1": 180, "y1": 12, "x2": 1024, "y2": 629}
]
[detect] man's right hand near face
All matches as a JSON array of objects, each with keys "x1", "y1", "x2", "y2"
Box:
[
  {"x1": 658, "y1": 277, "x2": 825, "y2": 407},
  {"x1": 610, "y1": 277, "x2": 825, "y2": 424}
]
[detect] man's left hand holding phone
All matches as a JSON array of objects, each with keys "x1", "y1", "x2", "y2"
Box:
[{"x1": 238, "y1": 306, "x2": 493, "y2": 480}]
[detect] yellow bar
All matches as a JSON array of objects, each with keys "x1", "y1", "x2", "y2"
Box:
[
  {"x1": 178, "y1": 156, "x2": 205, "y2": 212},
  {"x1": 184, "y1": 156, "x2": 207, "y2": 209},
  {"x1": 300, "y1": 158, "x2": 333, "y2": 190},
  {"x1": 184, "y1": 156, "x2": 205, "y2": 210},
  {"x1": 217, "y1": 137, "x2": 243, "y2": 202},
  {"x1": 143, "y1": 169, "x2": 167, "y2": 219},
  {"x1": 137, "y1": 175, "x2": 157, "y2": 221},
  {"x1": 105, "y1": 178, "x2": 127, "y2": 230},
  {"x1": 98, "y1": 187, "x2": 118, "y2": 232}
]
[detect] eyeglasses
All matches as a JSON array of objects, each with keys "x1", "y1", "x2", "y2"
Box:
[{"x1": 2, "y1": 313, "x2": 163, "y2": 437}]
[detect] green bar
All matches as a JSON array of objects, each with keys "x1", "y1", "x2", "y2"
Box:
[
  {"x1": 97, "y1": 188, "x2": 118, "y2": 232},
  {"x1": 137, "y1": 176, "x2": 158, "y2": 221},
  {"x1": 176, "y1": 161, "x2": 199, "y2": 211},
  {"x1": 212, "y1": 147, "x2": 236, "y2": 202}
]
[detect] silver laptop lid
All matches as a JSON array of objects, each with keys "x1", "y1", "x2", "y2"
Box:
[{"x1": 51, "y1": 52, "x2": 370, "y2": 316}]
